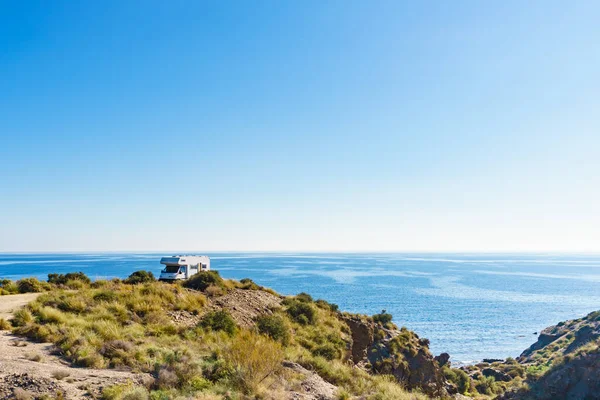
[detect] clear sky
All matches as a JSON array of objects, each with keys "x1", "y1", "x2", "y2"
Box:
[{"x1": 1, "y1": 1, "x2": 599, "y2": 252}]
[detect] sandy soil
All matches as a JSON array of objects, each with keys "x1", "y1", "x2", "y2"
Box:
[
  {"x1": 0, "y1": 293, "x2": 41, "y2": 320},
  {"x1": 0, "y1": 293, "x2": 150, "y2": 399}
]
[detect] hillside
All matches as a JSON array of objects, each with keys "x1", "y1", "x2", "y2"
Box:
[
  {"x1": 498, "y1": 310, "x2": 600, "y2": 400},
  {"x1": 0, "y1": 272, "x2": 445, "y2": 399},
  {"x1": 1, "y1": 272, "x2": 598, "y2": 400}
]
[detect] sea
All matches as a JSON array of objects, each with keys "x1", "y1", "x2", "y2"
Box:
[{"x1": 1, "y1": 252, "x2": 599, "y2": 364}]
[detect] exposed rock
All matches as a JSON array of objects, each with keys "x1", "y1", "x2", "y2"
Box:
[
  {"x1": 482, "y1": 367, "x2": 512, "y2": 382},
  {"x1": 435, "y1": 352, "x2": 451, "y2": 367},
  {"x1": 283, "y1": 361, "x2": 337, "y2": 400},
  {"x1": 342, "y1": 315, "x2": 374, "y2": 363},
  {"x1": 0, "y1": 373, "x2": 62, "y2": 399},
  {"x1": 501, "y1": 351, "x2": 600, "y2": 400},
  {"x1": 341, "y1": 315, "x2": 448, "y2": 398},
  {"x1": 168, "y1": 288, "x2": 283, "y2": 329},
  {"x1": 482, "y1": 358, "x2": 504, "y2": 363},
  {"x1": 208, "y1": 288, "x2": 283, "y2": 328},
  {"x1": 500, "y1": 310, "x2": 600, "y2": 400}
]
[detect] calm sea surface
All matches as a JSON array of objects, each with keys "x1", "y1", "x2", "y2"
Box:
[{"x1": 1, "y1": 252, "x2": 599, "y2": 363}]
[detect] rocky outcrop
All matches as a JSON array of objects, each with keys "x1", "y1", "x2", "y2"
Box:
[
  {"x1": 208, "y1": 288, "x2": 283, "y2": 328},
  {"x1": 435, "y1": 352, "x2": 451, "y2": 367},
  {"x1": 283, "y1": 361, "x2": 338, "y2": 400},
  {"x1": 342, "y1": 315, "x2": 374, "y2": 363},
  {"x1": 520, "y1": 311, "x2": 600, "y2": 364},
  {"x1": 501, "y1": 351, "x2": 600, "y2": 400},
  {"x1": 482, "y1": 367, "x2": 512, "y2": 382},
  {"x1": 500, "y1": 310, "x2": 600, "y2": 400},
  {"x1": 341, "y1": 315, "x2": 449, "y2": 398}
]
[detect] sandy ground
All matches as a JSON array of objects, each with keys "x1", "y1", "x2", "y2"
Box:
[
  {"x1": 0, "y1": 293, "x2": 41, "y2": 320},
  {"x1": 0, "y1": 293, "x2": 150, "y2": 399}
]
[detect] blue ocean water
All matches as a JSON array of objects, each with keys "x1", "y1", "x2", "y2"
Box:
[{"x1": 1, "y1": 252, "x2": 599, "y2": 363}]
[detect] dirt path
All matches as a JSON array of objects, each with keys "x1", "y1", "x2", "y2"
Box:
[
  {"x1": 0, "y1": 293, "x2": 41, "y2": 320},
  {"x1": 0, "y1": 293, "x2": 150, "y2": 399}
]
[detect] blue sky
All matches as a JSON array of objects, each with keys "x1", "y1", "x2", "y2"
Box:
[{"x1": 1, "y1": 1, "x2": 599, "y2": 252}]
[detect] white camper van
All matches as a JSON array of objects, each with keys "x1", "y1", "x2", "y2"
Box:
[{"x1": 159, "y1": 255, "x2": 210, "y2": 281}]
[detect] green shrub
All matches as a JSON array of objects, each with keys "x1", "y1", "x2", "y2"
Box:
[
  {"x1": 256, "y1": 315, "x2": 290, "y2": 345},
  {"x1": 296, "y1": 292, "x2": 313, "y2": 302},
  {"x1": 94, "y1": 290, "x2": 118, "y2": 302},
  {"x1": 48, "y1": 272, "x2": 91, "y2": 285},
  {"x1": 285, "y1": 299, "x2": 317, "y2": 325},
  {"x1": 0, "y1": 279, "x2": 18, "y2": 294},
  {"x1": 17, "y1": 278, "x2": 48, "y2": 293},
  {"x1": 200, "y1": 310, "x2": 236, "y2": 335},
  {"x1": 186, "y1": 376, "x2": 211, "y2": 391},
  {"x1": 443, "y1": 367, "x2": 471, "y2": 394},
  {"x1": 102, "y1": 384, "x2": 149, "y2": 400},
  {"x1": 312, "y1": 343, "x2": 340, "y2": 360},
  {"x1": 12, "y1": 308, "x2": 34, "y2": 327},
  {"x1": 238, "y1": 278, "x2": 260, "y2": 290},
  {"x1": 372, "y1": 310, "x2": 393, "y2": 325},
  {"x1": 316, "y1": 299, "x2": 339, "y2": 312},
  {"x1": 124, "y1": 271, "x2": 156, "y2": 285},
  {"x1": 474, "y1": 375, "x2": 498, "y2": 395},
  {"x1": 184, "y1": 271, "x2": 225, "y2": 292}
]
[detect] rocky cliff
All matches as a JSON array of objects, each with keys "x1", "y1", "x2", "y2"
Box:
[
  {"x1": 499, "y1": 310, "x2": 600, "y2": 400},
  {"x1": 342, "y1": 314, "x2": 449, "y2": 398}
]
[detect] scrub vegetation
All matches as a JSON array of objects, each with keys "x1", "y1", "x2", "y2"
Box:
[{"x1": 1, "y1": 271, "x2": 431, "y2": 399}]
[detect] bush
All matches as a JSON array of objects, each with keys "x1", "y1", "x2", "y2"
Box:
[
  {"x1": 285, "y1": 299, "x2": 317, "y2": 325},
  {"x1": 474, "y1": 375, "x2": 498, "y2": 395},
  {"x1": 296, "y1": 292, "x2": 313, "y2": 303},
  {"x1": 256, "y1": 315, "x2": 290, "y2": 345},
  {"x1": 0, "y1": 279, "x2": 18, "y2": 294},
  {"x1": 156, "y1": 369, "x2": 179, "y2": 389},
  {"x1": 48, "y1": 272, "x2": 91, "y2": 285},
  {"x1": 443, "y1": 367, "x2": 471, "y2": 394},
  {"x1": 94, "y1": 290, "x2": 118, "y2": 302},
  {"x1": 0, "y1": 318, "x2": 11, "y2": 330},
  {"x1": 200, "y1": 310, "x2": 236, "y2": 335},
  {"x1": 316, "y1": 299, "x2": 339, "y2": 312},
  {"x1": 238, "y1": 278, "x2": 260, "y2": 290},
  {"x1": 102, "y1": 384, "x2": 149, "y2": 400},
  {"x1": 312, "y1": 343, "x2": 340, "y2": 360},
  {"x1": 17, "y1": 278, "x2": 47, "y2": 293},
  {"x1": 124, "y1": 271, "x2": 156, "y2": 285},
  {"x1": 204, "y1": 285, "x2": 225, "y2": 297},
  {"x1": 51, "y1": 370, "x2": 71, "y2": 380},
  {"x1": 11, "y1": 308, "x2": 34, "y2": 327},
  {"x1": 224, "y1": 330, "x2": 284, "y2": 393},
  {"x1": 184, "y1": 271, "x2": 225, "y2": 292},
  {"x1": 372, "y1": 310, "x2": 393, "y2": 325}
]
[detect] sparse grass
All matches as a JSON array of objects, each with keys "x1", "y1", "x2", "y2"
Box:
[
  {"x1": 13, "y1": 388, "x2": 33, "y2": 400},
  {"x1": 26, "y1": 352, "x2": 43, "y2": 362},
  {"x1": 52, "y1": 370, "x2": 71, "y2": 380},
  {"x1": 0, "y1": 317, "x2": 12, "y2": 330},
  {"x1": 12, "y1": 308, "x2": 34, "y2": 326},
  {"x1": 12, "y1": 277, "x2": 428, "y2": 400},
  {"x1": 224, "y1": 330, "x2": 284, "y2": 394},
  {"x1": 102, "y1": 383, "x2": 149, "y2": 400}
]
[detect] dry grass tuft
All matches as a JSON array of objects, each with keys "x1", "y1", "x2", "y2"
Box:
[{"x1": 52, "y1": 370, "x2": 71, "y2": 380}]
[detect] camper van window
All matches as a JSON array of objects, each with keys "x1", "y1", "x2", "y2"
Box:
[{"x1": 164, "y1": 265, "x2": 179, "y2": 273}]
